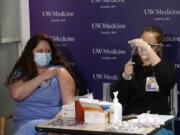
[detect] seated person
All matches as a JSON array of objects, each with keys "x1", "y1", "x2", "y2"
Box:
[
  {"x1": 5, "y1": 33, "x2": 76, "y2": 135},
  {"x1": 111, "y1": 26, "x2": 176, "y2": 116}
]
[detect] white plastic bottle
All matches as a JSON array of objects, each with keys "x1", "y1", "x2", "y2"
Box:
[{"x1": 110, "y1": 91, "x2": 122, "y2": 126}]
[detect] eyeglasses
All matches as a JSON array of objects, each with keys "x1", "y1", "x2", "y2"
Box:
[
  {"x1": 147, "y1": 42, "x2": 163, "y2": 48},
  {"x1": 130, "y1": 42, "x2": 163, "y2": 56}
]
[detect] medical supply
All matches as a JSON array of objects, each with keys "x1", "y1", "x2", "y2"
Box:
[
  {"x1": 61, "y1": 102, "x2": 75, "y2": 118},
  {"x1": 110, "y1": 91, "x2": 122, "y2": 126},
  {"x1": 84, "y1": 111, "x2": 108, "y2": 124}
]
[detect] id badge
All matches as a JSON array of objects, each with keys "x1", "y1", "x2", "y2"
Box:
[
  {"x1": 146, "y1": 77, "x2": 159, "y2": 92},
  {"x1": 40, "y1": 79, "x2": 50, "y2": 88}
]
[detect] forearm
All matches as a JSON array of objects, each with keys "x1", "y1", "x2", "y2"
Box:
[
  {"x1": 62, "y1": 94, "x2": 75, "y2": 105},
  {"x1": 146, "y1": 45, "x2": 161, "y2": 66},
  {"x1": 9, "y1": 75, "x2": 45, "y2": 101},
  {"x1": 62, "y1": 86, "x2": 75, "y2": 104},
  {"x1": 58, "y1": 68, "x2": 76, "y2": 105}
]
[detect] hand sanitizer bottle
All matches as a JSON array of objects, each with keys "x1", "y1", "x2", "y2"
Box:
[{"x1": 110, "y1": 91, "x2": 122, "y2": 126}]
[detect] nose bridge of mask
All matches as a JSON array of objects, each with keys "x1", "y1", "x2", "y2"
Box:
[
  {"x1": 41, "y1": 53, "x2": 46, "y2": 60},
  {"x1": 39, "y1": 52, "x2": 51, "y2": 59},
  {"x1": 36, "y1": 53, "x2": 47, "y2": 61}
]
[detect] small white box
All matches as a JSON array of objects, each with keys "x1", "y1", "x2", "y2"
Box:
[
  {"x1": 61, "y1": 102, "x2": 75, "y2": 118},
  {"x1": 84, "y1": 111, "x2": 107, "y2": 124}
]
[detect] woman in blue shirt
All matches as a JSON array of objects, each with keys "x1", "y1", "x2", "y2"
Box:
[{"x1": 6, "y1": 33, "x2": 76, "y2": 135}]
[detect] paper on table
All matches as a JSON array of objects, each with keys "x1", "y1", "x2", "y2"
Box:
[
  {"x1": 127, "y1": 113, "x2": 174, "y2": 128},
  {"x1": 137, "y1": 113, "x2": 174, "y2": 125}
]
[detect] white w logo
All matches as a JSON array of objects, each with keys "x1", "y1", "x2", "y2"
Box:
[{"x1": 144, "y1": 9, "x2": 156, "y2": 15}]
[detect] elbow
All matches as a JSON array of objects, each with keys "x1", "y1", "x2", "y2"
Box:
[
  {"x1": 11, "y1": 94, "x2": 23, "y2": 101},
  {"x1": 11, "y1": 93, "x2": 23, "y2": 101},
  {"x1": 9, "y1": 88, "x2": 24, "y2": 101}
]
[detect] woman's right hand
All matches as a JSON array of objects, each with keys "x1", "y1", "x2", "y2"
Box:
[
  {"x1": 8, "y1": 67, "x2": 60, "y2": 101},
  {"x1": 40, "y1": 68, "x2": 59, "y2": 80},
  {"x1": 123, "y1": 61, "x2": 134, "y2": 76}
]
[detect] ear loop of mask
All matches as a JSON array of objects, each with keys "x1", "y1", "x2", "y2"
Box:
[
  {"x1": 153, "y1": 45, "x2": 162, "y2": 54},
  {"x1": 147, "y1": 43, "x2": 162, "y2": 58}
]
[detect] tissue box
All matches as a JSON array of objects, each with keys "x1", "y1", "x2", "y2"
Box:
[
  {"x1": 61, "y1": 102, "x2": 75, "y2": 118},
  {"x1": 75, "y1": 99, "x2": 109, "y2": 124},
  {"x1": 84, "y1": 111, "x2": 108, "y2": 124}
]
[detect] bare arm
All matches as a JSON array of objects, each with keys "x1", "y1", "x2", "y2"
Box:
[
  {"x1": 57, "y1": 68, "x2": 75, "y2": 105},
  {"x1": 145, "y1": 44, "x2": 161, "y2": 66},
  {"x1": 8, "y1": 68, "x2": 59, "y2": 101}
]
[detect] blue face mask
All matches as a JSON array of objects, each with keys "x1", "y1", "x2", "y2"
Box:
[{"x1": 34, "y1": 52, "x2": 52, "y2": 67}]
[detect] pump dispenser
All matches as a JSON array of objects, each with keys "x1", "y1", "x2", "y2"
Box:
[
  {"x1": 113, "y1": 91, "x2": 118, "y2": 103},
  {"x1": 110, "y1": 91, "x2": 122, "y2": 125}
]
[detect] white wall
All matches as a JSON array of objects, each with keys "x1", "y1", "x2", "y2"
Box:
[
  {"x1": 19, "y1": 0, "x2": 30, "y2": 54},
  {"x1": 0, "y1": 0, "x2": 20, "y2": 41},
  {"x1": 0, "y1": 0, "x2": 30, "y2": 134},
  {"x1": 0, "y1": 43, "x2": 18, "y2": 135},
  {"x1": 0, "y1": 0, "x2": 30, "y2": 53}
]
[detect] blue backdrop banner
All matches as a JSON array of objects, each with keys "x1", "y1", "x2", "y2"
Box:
[{"x1": 29, "y1": 1, "x2": 180, "y2": 132}]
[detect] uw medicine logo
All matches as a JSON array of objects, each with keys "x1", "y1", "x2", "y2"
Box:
[
  {"x1": 91, "y1": 0, "x2": 126, "y2": 9},
  {"x1": 42, "y1": 10, "x2": 75, "y2": 23},
  {"x1": 91, "y1": 22, "x2": 126, "y2": 35},
  {"x1": 93, "y1": 73, "x2": 118, "y2": 81},
  {"x1": 92, "y1": 48, "x2": 126, "y2": 60},
  {"x1": 164, "y1": 35, "x2": 180, "y2": 42},
  {"x1": 144, "y1": 8, "x2": 180, "y2": 21},
  {"x1": 91, "y1": 0, "x2": 126, "y2": 3},
  {"x1": 175, "y1": 64, "x2": 180, "y2": 69},
  {"x1": 163, "y1": 35, "x2": 180, "y2": 47},
  {"x1": 49, "y1": 35, "x2": 75, "y2": 47}
]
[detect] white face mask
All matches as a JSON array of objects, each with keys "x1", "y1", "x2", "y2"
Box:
[
  {"x1": 138, "y1": 48, "x2": 148, "y2": 59},
  {"x1": 34, "y1": 53, "x2": 52, "y2": 67}
]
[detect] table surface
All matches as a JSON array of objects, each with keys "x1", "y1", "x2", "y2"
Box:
[{"x1": 36, "y1": 115, "x2": 174, "y2": 135}]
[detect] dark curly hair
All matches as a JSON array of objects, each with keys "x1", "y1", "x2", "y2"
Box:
[{"x1": 6, "y1": 33, "x2": 74, "y2": 85}]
